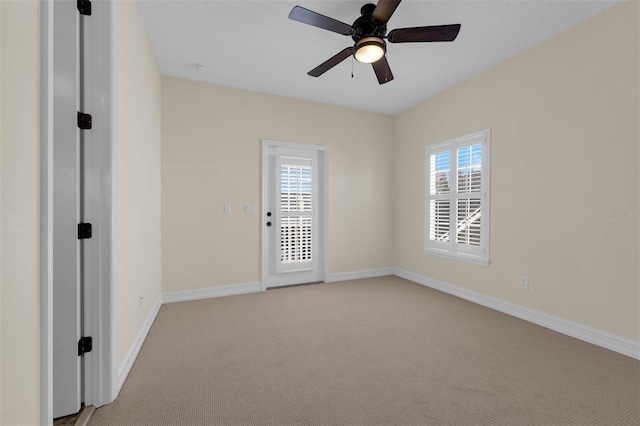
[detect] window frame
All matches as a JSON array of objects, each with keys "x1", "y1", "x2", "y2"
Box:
[{"x1": 424, "y1": 129, "x2": 491, "y2": 266}]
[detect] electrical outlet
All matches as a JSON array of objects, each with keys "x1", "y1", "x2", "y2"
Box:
[
  {"x1": 358, "y1": 251, "x2": 365, "y2": 260},
  {"x1": 139, "y1": 295, "x2": 144, "y2": 309},
  {"x1": 519, "y1": 276, "x2": 529, "y2": 291},
  {"x1": 244, "y1": 204, "x2": 255, "y2": 214}
]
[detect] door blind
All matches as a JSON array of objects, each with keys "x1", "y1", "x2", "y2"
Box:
[{"x1": 279, "y1": 160, "x2": 313, "y2": 266}]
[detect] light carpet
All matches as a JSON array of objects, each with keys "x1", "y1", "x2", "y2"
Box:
[{"x1": 90, "y1": 276, "x2": 639, "y2": 425}]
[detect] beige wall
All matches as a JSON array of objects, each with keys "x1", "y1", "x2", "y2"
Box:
[
  {"x1": 161, "y1": 77, "x2": 394, "y2": 293},
  {"x1": 0, "y1": 1, "x2": 41, "y2": 424},
  {"x1": 0, "y1": 1, "x2": 3, "y2": 419},
  {"x1": 393, "y1": 1, "x2": 639, "y2": 341},
  {"x1": 116, "y1": 1, "x2": 162, "y2": 365}
]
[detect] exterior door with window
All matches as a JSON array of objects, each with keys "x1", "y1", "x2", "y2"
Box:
[{"x1": 263, "y1": 144, "x2": 325, "y2": 288}]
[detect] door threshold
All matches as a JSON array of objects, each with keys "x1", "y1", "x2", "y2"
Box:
[
  {"x1": 53, "y1": 404, "x2": 95, "y2": 426},
  {"x1": 75, "y1": 405, "x2": 96, "y2": 426},
  {"x1": 267, "y1": 281, "x2": 325, "y2": 290}
]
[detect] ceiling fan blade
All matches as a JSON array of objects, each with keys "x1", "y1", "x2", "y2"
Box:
[
  {"x1": 308, "y1": 47, "x2": 354, "y2": 77},
  {"x1": 387, "y1": 24, "x2": 461, "y2": 43},
  {"x1": 289, "y1": 6, "x2": 354, "y2": 36},
  {"x1": 372, "y1": 56, "x2": 394, "y2": 84},
  {"x1": 372, "y1": 0, "x2": 402, "y2": 24}
]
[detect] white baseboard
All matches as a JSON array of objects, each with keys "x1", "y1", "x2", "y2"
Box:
[
  {"x1": 326, "y1": 268, "x2": 394, "y2": 283},
  {"x1": 393, "y1": 268, "x2": 640, "y2": 360},
  {"x1": 162, "y1": 282, "x2": 262, "y2": 304},
  {"x1": 117, "y1": 296, "x2": 162, "y2": 392}
]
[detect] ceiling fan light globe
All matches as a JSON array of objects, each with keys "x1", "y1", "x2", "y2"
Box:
[{"x1": 354, "y1": 37, "x2": 386, "y2": 64}]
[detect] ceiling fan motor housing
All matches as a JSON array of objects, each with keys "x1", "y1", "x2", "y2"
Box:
[{"x1": 351, "y1": 3, "x2": 387, "y2": 42}]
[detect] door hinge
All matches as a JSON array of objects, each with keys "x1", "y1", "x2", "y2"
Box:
[
  {"x1": 78, "y1": 336, "x2": 93, "y2": 356},
  {"x1": 77, "y1": 111, "x2": 92, "y2": 130},
  {"x1": 78, "y1": 223, "x2": 92, "y2": 239},
  {"x1": 77, "y1": 0, "x2": 92, "y2": 16}
]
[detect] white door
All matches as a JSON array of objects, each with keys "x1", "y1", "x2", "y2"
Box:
[
  {"x1": 52, "y1": 0, "x2": 82, "y2": 418},
  {"x1": 263, "y1": 143, "x2": 326, "y2": 288}
]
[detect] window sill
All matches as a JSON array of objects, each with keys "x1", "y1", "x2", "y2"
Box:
[{"x1": 424, "y1": 248, "x2": 489, "y2": 267}]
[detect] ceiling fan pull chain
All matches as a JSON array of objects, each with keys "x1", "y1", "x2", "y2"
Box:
[{"x1": 351, "y1": 55, "x2": 354, "y2": 78}]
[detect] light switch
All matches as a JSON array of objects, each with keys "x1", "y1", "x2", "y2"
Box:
[
  {"x1": 224, "y1": 204, "x2": 231, "y2": 214},
  {"x1": 244, "y1": 204, "x2": 255, "y2": 214}
]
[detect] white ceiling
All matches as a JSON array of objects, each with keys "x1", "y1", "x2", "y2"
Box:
[{"x1": 137, "y1": 0, "x2": 619, "y2": 115}]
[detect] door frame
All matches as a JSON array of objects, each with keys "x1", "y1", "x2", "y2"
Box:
[
  {"x1": 260, "y1": 140, "x2": 329, "y2": 291},
  {"x1": 40, "y1": 0, "x2": 116, "y2": 423}
]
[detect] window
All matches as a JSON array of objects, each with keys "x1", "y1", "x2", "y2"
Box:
[{"x1": 425, "y1": 129, "x2": 490, "y2": 265}]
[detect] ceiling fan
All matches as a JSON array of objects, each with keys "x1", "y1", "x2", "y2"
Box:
[{"x1": 288, "y1": 0, "x2": 461, "y2": 84}]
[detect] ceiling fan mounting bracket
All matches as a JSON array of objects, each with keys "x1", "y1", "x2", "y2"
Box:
[
  {"x1": 360, "y1": 3, "x2": 376, "y2": 16},
  {"x1": 351, "y1": 3, "x2": 387, "y2": 42}
]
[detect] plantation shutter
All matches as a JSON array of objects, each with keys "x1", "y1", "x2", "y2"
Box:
[
  {"x1": 454, "y1": 139, "x2": 484, "y2": 257},
  {"x1": 426, "y1": 147, "x2": 452, "y2": 251},
  {"x1": 276, "y1": 156, "x2": 315, "y2": 273}
]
